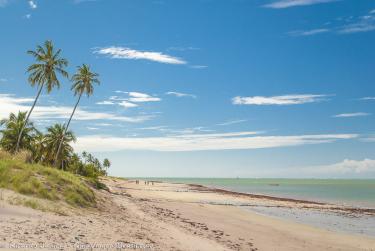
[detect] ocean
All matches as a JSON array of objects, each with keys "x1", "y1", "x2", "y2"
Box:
[{"x1": 141, "y1": 178, "x2": 375, "y2": 209}]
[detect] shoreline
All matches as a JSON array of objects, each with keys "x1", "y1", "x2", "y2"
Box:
[
  {"x1": 1, "y1": 177, "x2": 375, "y2": 250},
  {"x1": 185, "y1": 183, "x2": 375, "y2": 215},
  {"x1": 144, "y1": 179, "x2": 375, "y2": 214},
  {"x1": 142, "y1": 178, "x2": 375, "y2": 211}
]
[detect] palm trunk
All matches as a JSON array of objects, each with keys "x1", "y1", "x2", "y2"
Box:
[
  {"x1": 15, "y1": 83, "x2": 44, "y2": 152},
  {"x1": 54, "y1": 92, "x2": 82, "y2": 168}
]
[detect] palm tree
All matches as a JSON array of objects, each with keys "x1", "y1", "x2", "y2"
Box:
[
  {"x1": 0, "y1": 112, "x2": 37, "y2": 153},
  {"x1": 30, "y1": 131, "x2": 47, "y2": 163},
  {"x1": 45, "y1": 123, "x2": 75, "y2": 168},
  {"x1": 103, "y1": 158, "x2": 111, "y2": 176},
  {"x1": 15, "y1": 40, "x2": 68, "y2": 152},
  {"x1": 54, "y1": 64, "x2": 100, "y2": 166}
]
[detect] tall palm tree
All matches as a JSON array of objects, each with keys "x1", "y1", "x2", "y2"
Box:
[
  {"x1": 0, "y1": 112, "x2": 37, "y2": 153},
  {"x1": 54, "y1": 64, "x2": 100, "y2": 166},
  {"x1": 45, "y1": 123, "x2": 75, "y2": 168},
  {"x1": 15, "y1": 40, "x2": 69, "y2": 152}
]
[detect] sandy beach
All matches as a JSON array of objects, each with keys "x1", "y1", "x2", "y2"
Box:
[{"x1": 1, "y1": 177, "x2": 375, "y2": 251}]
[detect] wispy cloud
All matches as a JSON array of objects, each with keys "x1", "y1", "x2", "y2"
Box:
[
  {"x1": 0, "y1": 0, "x2": 8, "y2": 7},
  {"x1": 302, "y1": 159, "x2": 375, "y2": 176},
  {"x1": 93, "y1": 46, "x2": 187, "y2": 65},
  {"x1": 360, "y1": 97, "x2": 375, "y2": 101},
  {"x1": 217, "y1": 119, "x2": 247, "y2": 126},
  {"x1": 264, "y1": 0, "x2": 338, "y2": 9},
  {"x1": 74, "y1": 132, "x2": 357, "y2": 152},
  {"x1": 118, "y1": 101, "x2": 139, "y2": 108},
  {"x1": 333, "y1": 112, "x2": 370, "y2": 118},
  {"x1": 338, "y1": 13, "x2": 375, "y2": 34},
  {"x1": 232, "y1": 94, "x2": 329, "y2": 105},
  {"x1": 0, "y1": 94, "x2": 152, "y2": 123},
  {"x1": 290, "y1": 9, "x2": 375, "y2": 36},
  {"x1": 167, "y1": 46, "x2": 199, "y2": 51},
  {"x1": 166, "y1": 92, "x2": 197, "y2": 99},
  {"x1": 190, "y1": 65, "x2": 208, "y2": 69},
  {"x1": 28, "y1": 0, "x2": 37, "y2": 9},
  {"x1": 96, "y1": 100, "x2": 115, "y2": 105},
  {"x1": 288, "y1": 28, "x2": 330, "y2": 37}
]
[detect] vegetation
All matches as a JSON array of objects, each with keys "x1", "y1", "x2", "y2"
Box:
[
  {"x1": 54, "y1": 64, "x2": 100, "y2": 167},
  {"x1": 16, "y1": 40, "x2": 69, "y2": 152},
  {"x1": 0, "y1": 40, "x2": 111, "y2": 208},
  {"x1": 0, "y1": 152, "x2": 95, "y2": 207}
]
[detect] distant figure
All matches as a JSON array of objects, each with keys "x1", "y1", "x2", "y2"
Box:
[{"x1": 152, "y1": 182, "x2": 154, "y2": 186}]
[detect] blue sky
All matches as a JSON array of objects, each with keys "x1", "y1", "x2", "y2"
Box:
[{"x1": 1, "y1": 0, "x2": 375, "y2": 178}]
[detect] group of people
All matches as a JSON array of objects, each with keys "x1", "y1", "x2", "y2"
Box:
[{"x1": 134, "y1": 180, "x2": 154, "y2": 185}]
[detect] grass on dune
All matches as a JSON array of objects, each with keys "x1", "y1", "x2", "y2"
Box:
[{"x1": 0, "y1": 151, "x2": 96, "y2": 208}]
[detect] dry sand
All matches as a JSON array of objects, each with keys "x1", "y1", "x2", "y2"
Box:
[{"x1": 0, "y1": 178, "x2": 374, "y2": 251}]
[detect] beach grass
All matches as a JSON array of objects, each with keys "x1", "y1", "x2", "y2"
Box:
[{"x1": 0, "y1": 151, "x2": 96, "y2": 208}]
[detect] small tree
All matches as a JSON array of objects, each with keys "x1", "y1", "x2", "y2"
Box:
[{"x1": 103, "y1": 158, "x2": 111, "y2": 176}]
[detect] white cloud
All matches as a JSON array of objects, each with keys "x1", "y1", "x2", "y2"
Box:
[
  {"x1": 25, "y1": 14, "x2": 32, "y2": 19},
  {"x1": 96, "y1": 100, "x2": 115, "y2": 105},
  {"x1": 263, "y1": 0, "x2": 338, "y2": 9},
  {"x1": 98, "y1": 91, "x2": 160, "y2": 108},
  {"x1": 333, "y1": 112, "x2": 370, "y2": 118},
  {"x1": 93, "y1": 46, "x2": 187, "y2": 65},
  {"x1": 128, "y1": 92, "x2": 161, "y2": 102},
  {"x1": 73, "y1": 132, "x2": 357, "y2": 152},
  {"x1": 232, "y1": 94, "x2": 329, "y2": 105},
  {"x1": 217, "y1": 119, "x2": 247, "y2": 126},
  {"x1": 166, "y1": 92, "x2": 196, "y2": 98},
  {"x1": 28, "y1": 0, "x2": 37, "y2": 9},
  {"x1": 0, "y1": 94, "x2": 151, "y2": 123},
  {"x1": 288, "y1": 28, "x2": 330, "y2": 36},
  {"x1": 304, "y1": 159, "x2": 375, "y2": 175},
  {"x1": 118, "y1": 101, "x2": 138, "y2": 108}
]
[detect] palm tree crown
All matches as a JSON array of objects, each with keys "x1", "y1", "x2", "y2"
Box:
[
  {"x1": 0, "y1": 112, "x2": 37, "y2": 153},
  {"x1": 16, "y1": 40, "x2": 68, "y2": 152},
  {"x1": 45, "y1": 124, "x2": 76, "y2": 167},
  {"x1": 27, "y1": 40, "x2": 69, "y2": 93},
  {"x1": 71, "y1": 64, "x2": 100, "y2": 97}
]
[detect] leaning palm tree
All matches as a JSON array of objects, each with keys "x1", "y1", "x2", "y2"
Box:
[
  {"x1": 15, "y1": 40, "x2": 69, "y2": 152},
  {"x1": 45, "y1": 123, "x2": 76, "y2": 168},
  {"x1": 54, "y1": 64, "x2": 100, "y2": 167},
  {"x1": 0, "y1": 112, "x2": 37, "y2": 153}
]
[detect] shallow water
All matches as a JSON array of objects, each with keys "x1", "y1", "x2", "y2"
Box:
[
  {"x1": 140, "y1": 178, "x2": 375, "y2": 208},
  {"x1": 245, "y1": 205, "x2": 375, "y2": 237}
]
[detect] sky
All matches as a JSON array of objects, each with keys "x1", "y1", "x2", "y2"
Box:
[{"x1": 1, "y1": 0, "x2": 375, "y2": 178}]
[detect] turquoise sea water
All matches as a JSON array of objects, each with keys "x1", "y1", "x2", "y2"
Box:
[{"x1": 141, "y1": 178, "x2": 375, "y2": 208}]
